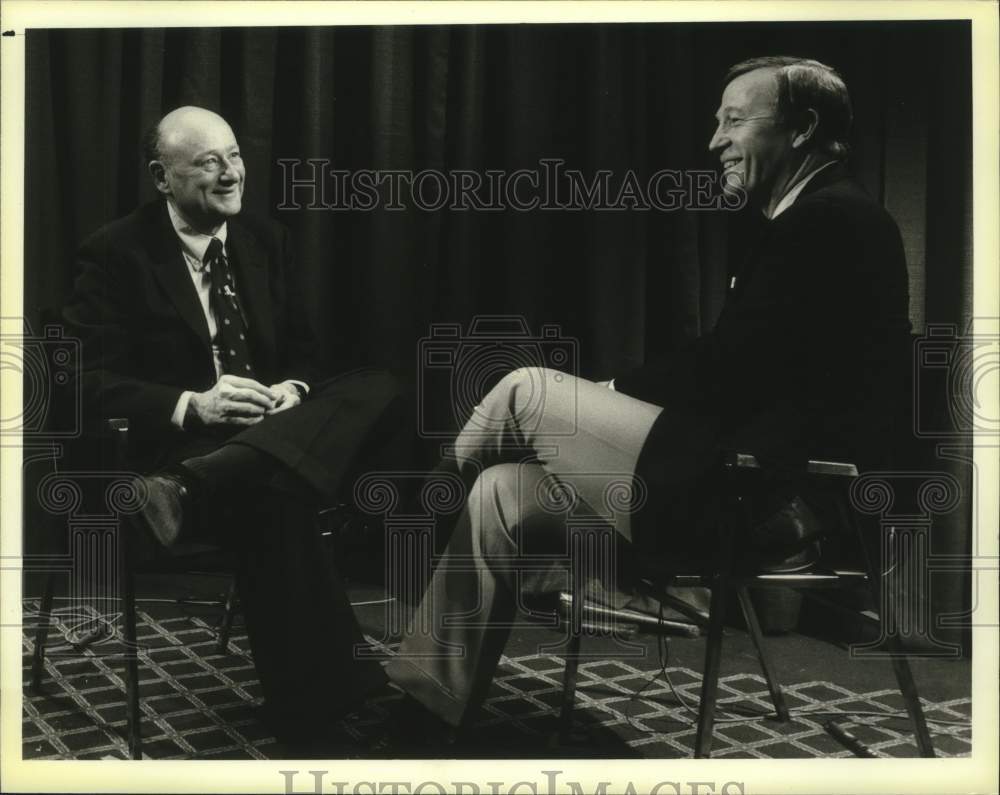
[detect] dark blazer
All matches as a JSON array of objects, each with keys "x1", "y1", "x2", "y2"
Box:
[
  {"x1": 615, "y1": 165, "x2": 912, "y2": 553},
  {"x1": 63, "y1": 199, "x2": 321, "y2": 466}
]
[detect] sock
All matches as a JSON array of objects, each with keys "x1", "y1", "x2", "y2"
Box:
[{"x1": 179, "y1": 443, "x2": 275, "y2": 495}]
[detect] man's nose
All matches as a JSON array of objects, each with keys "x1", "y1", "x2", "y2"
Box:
[
  {"x1": 708, "y1": 123, "x2": 728, "y2": 154},
  {"x1": 219, "y1": 157, "x2": 240, "y2": 181}
]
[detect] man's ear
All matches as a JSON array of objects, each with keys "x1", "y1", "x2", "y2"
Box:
[
  {"x1": 792, "y1": 108, "x2": 820, "y2": 149},
  {"x1": 149, "y1": 161, "x2": 171, "y2": 195}
]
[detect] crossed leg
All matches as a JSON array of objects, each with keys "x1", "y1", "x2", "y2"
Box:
[{"x1": 385, "y1": 367, "x2": 663, "y2": 725}]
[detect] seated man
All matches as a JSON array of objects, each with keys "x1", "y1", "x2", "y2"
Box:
[
  {"x1": 383, "y1": 57, "x2": 911, "y2": 741},
  {"x1": 62, "y1": 106, "x2": 407, "y2": 743}
]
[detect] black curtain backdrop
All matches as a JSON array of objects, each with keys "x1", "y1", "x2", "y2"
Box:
[{"x1": 24, "y1": 22, "x2": 973, "y2": 651}]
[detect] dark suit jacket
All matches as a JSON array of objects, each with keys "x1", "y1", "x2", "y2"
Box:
[
  {"x1": 61, "y1": 201, "x2": 399, "y2": 722},
  {"x1": 614, "y1": 165, "x2": 912, "y2": 554},
  {"x1": 63, "y1": 199, "x2": 321, "y2": 469}
]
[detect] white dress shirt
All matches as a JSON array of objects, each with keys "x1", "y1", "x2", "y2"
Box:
[
  {"x1": 767, "y1": 159, "x2": 838, "y2": 220},
  {"x1": 166, "y1": 202, "x2": 307, "y2": 428}
]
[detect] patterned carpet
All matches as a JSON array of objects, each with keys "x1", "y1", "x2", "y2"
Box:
[{"x1": 21, "y1": 597, "x2": 973, "y2": 760}]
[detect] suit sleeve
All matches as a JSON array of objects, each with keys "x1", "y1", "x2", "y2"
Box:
[
  {"x1": 613, "y1": 199, "x2": 854, "y2": 422},
  {"x1": 62, "y1": 231, "x2": 185, "y2": 436}
]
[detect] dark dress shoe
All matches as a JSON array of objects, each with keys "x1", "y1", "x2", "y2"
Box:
[
  {"x1": 367, "y1": 693, "x2": 463, "y2": 757},
  {"x1": 747, "y1": 494, "x2": 824, "y2": 573},
  {"x1": 133, "y1": 472, "x2": 195, "y2": 548}
]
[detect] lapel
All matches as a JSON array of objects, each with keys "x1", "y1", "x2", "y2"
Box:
[
  {"x1": 141, "y1": 202, "x2": 277, "y2": 371},
  {"x1": 144, "y1": 201, "x2": 213, "y2": 357},
  {"x1": 726, "y1": 212, "x2": 770, "y2": 302},
  {"x1": 727, "y1": 162, "x2": 851, "y2": 302},
  {"x1": 225, "y1": 217, "x2": 277, "y2": 363}
]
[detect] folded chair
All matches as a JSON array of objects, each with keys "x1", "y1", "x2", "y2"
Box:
[{"x1": 556, "y1": 451, "x2": 935, "y2": 758}]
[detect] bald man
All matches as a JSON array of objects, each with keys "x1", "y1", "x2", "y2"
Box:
[{"x1": 62, "y1": 107, "x2": 404, "y2": 745}]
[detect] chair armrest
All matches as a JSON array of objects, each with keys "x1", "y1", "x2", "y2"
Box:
[
  {"x1": 722, "y1": 451, "x2": 858, "y2": 478},
  {"x1": 105, "y1": 418, "x2": 130, "y2": 470},
  {"x1": 803, "y1": 460, "x2": 858, "y2": 478},
  {"x1": 722, "y1": 451, "x2": 763, "y2": 470},
  {"x1": 106, "y1": 418, "x2": 129, "y2": 433}
]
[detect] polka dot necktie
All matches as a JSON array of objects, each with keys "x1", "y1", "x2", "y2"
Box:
[{"x1": 204, "y1": 237, "x2": 254, "y2": 377}]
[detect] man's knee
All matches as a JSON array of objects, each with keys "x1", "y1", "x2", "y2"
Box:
[
  {"x1": 480, "y1": 366, "x2": 553, "y2": 418},
  {"x1": 320, "y1": 366, "x2": 401, "y2": 402},
  {"x1": 493, "y1": 366, "x2": 549, "y2": 395},
  {"x1": 359, "y1": 367, "x2": 402, "y2": 404}
]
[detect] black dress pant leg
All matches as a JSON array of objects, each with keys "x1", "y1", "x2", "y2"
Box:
[{"x1": 220, "y1": 489, "x2": 387, "y2": 740}]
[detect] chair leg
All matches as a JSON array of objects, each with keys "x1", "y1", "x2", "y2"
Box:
[
  {"x1": 852, "y1": 515, "x2": 935, "y2": 757},
  {"x1": 558, "y1": 566, "x2": 588, "y2": 745},
  {"x1": 121, "y1": 568, "x2": 142, "y2": 759},
  {"x1": 216, "y1": 578, "x2": 239, "y2": 654},
  {"x1": 737, "y1": 587, "x2": 789, "y2": 721},
  {"x1": 694, "y1": 577, "x2": 728, "y2": 758},
  {"x1": 886, "y1": 637, "x2": 935, "y2": 757},
  {"x1": 558, "y1": 632, "x2": 583, "y2": 744},
  {"x1": 31, "y1": 573, "x2": 57, "y2": 692}
]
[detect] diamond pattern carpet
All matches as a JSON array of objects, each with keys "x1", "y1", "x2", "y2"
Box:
[{"x1": 21, "y1": 596, "x2": 972, "y2": 760}]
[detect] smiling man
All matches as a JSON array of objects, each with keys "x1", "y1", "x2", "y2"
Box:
[
  {"x1": 143, "y1": 107, "x2": 310, "y2": 435},
  {"x1": 62, "y1": 106, "x2": 407, "y2": 748},
  {"x1": 155, "y1": 106, "x2": 246, "y2": 226},
  {"x1": 380, "y1": 56, "x2": 914, "y2": 749},
  {"x1": 711, "y1": 57, "x2": 852, "y2": 217}
]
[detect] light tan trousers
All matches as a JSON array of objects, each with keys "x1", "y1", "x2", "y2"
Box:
[{"x1": 385, "y1": 367, "x2": 663, "y2": 725}]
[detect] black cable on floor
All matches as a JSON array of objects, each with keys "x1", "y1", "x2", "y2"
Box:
[{"x1": 22, "y1": 595, "x2": 397, "y2": 649}]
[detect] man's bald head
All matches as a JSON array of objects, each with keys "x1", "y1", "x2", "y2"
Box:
[
  {"x1": 143, "y1": 106, "x2": 234, "y2": 166},
  {"x1": 145, "y1": 106, "x2": 245, "y2": 233}
]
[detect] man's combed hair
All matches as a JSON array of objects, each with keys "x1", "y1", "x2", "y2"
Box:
[{"x1": 725, "y1": 56, "x2": 853, "y2": 160}]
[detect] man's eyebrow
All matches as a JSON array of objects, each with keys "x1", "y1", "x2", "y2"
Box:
[{"x1": 192, "y1": 146, "x2": 239, "y2": 160}]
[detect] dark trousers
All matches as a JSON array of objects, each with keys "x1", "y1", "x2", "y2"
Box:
[
  {"x1": 218, "y1": 491, "x2": 386, "y2": 736},
  {"x1": 159, "y1": 368, "x2": 410, "y2": 737}
]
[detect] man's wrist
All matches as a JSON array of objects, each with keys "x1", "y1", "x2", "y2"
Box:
[
  {"x1": 172, "y1": 391, "x2": 195, "y2": 429},
  {"x1": 283, "y1": 380, "x2": 309, "y2": 400}
]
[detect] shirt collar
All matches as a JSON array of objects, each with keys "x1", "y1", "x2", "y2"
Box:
[
  {"x1": 166, "y1": 201, "x2": 229, "y2": 268},
  {"x1": 768, "y1": 159, "x2": 839, "y2": 220}
]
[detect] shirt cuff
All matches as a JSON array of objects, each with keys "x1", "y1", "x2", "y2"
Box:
[
  {"x1": 282, "y1": 380, "x2": 310, "y2": 399},
  {"x1": 172, "y1": 391, "x2": 194, "y2": 429}
]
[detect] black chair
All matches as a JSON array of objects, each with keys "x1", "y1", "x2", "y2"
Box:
[
  {"x1": 29, "y1": 418, "x2": 241, "y2": 759},
  {"x1": 555, "y1": 451, "x2": 936, "y2": 758},
  {"x1": 30, "y1": 415, "x2": 364, "y2": 759}
]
